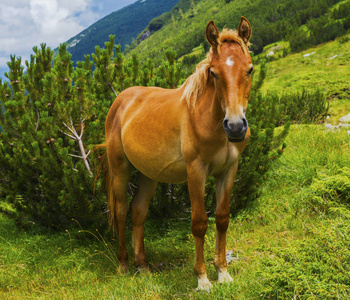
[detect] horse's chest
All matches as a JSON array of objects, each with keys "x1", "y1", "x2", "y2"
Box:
[{"x1": 208, "y1": 145, "x2": 239, "y2": 176}]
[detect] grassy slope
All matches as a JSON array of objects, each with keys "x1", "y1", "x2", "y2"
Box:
[
  {"x1": 255, "y1": 34, "x2": 350, "y2": 128},
  {"x1": 1, "y1": 125, "x2": 349, "y2": 299},
  {"x1": 259, "y1": 34, "x2": 350, "y2": 101}
]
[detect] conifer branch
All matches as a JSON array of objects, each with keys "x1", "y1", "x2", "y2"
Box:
[
  {"x1": 58, "y1": 128, "x2": 75, "y2": 140},
  {"x1": 35, "y1": 109, "x2": 40, "y2": 131},
  {"x1": 110, "y1": 83, "x2": 118, "y2": 97},
  {"x1": 69, "y1": 154, "x2": 83, "y2": 159}
]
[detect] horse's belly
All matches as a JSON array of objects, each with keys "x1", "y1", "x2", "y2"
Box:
[
  {"x1": 122, "y1": 133, "x2": 187, "y2": 183},
  {"x1": 128, "y1": 152, "x2": 187, "y2": 183},
  {"x1": 146, "y1": 159, "x2": 187, "y2": 183}
]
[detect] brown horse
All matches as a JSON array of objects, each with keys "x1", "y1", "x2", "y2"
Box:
[{"x1": 104, "y1": 17, "x2": 253, "y2": 291}]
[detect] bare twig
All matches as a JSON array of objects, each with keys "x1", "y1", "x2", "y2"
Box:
[{"x1": 110, "y1": 83, "x2": 118, "y2": 97}]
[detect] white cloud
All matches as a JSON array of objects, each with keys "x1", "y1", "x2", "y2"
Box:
[
  {"x1": 0, "y1": 0, "x2": 137, "y2": 79},
  {"x1": 0, "y1": 0, "x2": 100, "y2": 75}
]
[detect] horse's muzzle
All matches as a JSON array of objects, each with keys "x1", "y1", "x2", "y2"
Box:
[{"x1": 223, "y1": 117, "x2": 248, "y2": 143}]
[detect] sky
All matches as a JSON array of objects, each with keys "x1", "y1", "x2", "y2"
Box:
[{"x1": 0, "y1": 0, "x2": 136, "y2": 80}]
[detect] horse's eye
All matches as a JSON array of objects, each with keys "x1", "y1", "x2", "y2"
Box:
[
  {"x1": 210, "y1": 69, "x2": 216, "y2": 78},
  {"x1": 248, "y1": 65, "x2": 254, "y2": 75}
]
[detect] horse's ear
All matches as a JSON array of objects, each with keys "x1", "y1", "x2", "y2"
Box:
[
  {"x1": 206, "y1": 20, "x2": 219, "y2": 47},
  {"x1": 238, "y1": 16, "x2": 252, "y2": 44}
]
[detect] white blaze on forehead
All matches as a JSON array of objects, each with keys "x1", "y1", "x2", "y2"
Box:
[{"x1": 226, "y1": 56, "x2": 235, "y2": 67}]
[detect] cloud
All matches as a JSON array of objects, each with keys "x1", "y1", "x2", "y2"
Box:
[
  {"x1": 0, "y1": 0, "x2": 100, "y2": 76},
  {"x1": 0, "y1": 0, "x2": 137, "y2": 79}
]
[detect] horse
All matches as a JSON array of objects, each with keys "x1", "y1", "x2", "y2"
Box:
[{"x1": 103, "y1": 17, "x2": 253, "y2": 291}]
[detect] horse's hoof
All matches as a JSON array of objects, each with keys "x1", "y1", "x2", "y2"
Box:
[
  {"x1": 196, "y1": 276, "x2": 212, "y2": 292},
  {"x1": 119, "y1": 264, "x2": 129, "y2": 274},
  {"x1": 218, "y1": 269, "x2": 233, "y2": 284}
]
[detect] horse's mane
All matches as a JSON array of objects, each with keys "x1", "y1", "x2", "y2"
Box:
[{"x1": 180, "y1": 28, "x2": 250, "y2": 107}]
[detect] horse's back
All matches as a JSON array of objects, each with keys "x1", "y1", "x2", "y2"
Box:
[{"x1": 105, "y1": 86, "x2": 188, "y2": 183}]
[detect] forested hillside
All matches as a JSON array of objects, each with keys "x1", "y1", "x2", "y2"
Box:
[
  {"x1": 64, "y1": 0, "x2": 179, "y2": 63},
  {"x1": 127, "y1": 0, "x2": 350, "y2": 66}
]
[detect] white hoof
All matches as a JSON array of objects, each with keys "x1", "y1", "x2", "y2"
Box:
[
  {"x1": 196, "y1": 275, "x2": 213, "y2": 292},
  {"x1": 218, "y1": 269, "x2": 233, "y2": 284}
]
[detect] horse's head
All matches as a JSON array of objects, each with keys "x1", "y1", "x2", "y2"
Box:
[{"x1": 206, "y1": 17, "x2": 253, "y2": 143}]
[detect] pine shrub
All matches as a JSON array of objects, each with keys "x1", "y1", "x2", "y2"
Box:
[
  {"x1": 278, "y1": 89, "x2": 329, "y2": 125},
  {"x1": 0, "y1": 37, "x2": 134, "y2": 229}
]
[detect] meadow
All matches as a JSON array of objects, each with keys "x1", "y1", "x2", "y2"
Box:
[{"x1": 1, "y1": 120, "x2": 349, "y2": 299}]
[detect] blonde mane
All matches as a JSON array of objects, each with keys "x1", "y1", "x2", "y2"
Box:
[{"x1": 180, "y1": 28, "x2": 250, "y2": 107}]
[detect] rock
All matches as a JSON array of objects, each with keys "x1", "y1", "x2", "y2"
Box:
[
  {"x1": 325, "y1": 115, "x2": 350, "y2": 132},
  {"x1": 266, "y1": 51, "x2": 274, "y2": 57},
  {"x1": 325, "y1": 124, "x2": 336, "y2": 130},
  {"x1": 140, "y1": 31, "x2": 150, "y2": 41},
  {"x1": 271, "y1": 45, "x2": 282, "y2": 52},
  {"x1": 339, "y1": 113, "x2": 350, "y2": 123},
  {"x1": 303, "y1": 52, "x2": 315, "y2": 58},
  {"x1": 226, "y1": 250, "x2": 238, "y2": 264}
]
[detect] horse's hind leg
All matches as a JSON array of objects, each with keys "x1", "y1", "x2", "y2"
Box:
[
  {"x1": 131, "y1": 173, "x2": 157, "y2": 271},
  {"x1": 108, "y1": 158, "x2": 132, "y2": 273}
]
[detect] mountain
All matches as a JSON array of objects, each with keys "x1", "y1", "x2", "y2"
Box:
[{"x1": 65, "y1": 0, "x2": 180, "y2": 63}]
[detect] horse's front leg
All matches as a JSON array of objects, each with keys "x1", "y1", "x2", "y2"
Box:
[
  {"x1": 214, "y1": 161, "x2": 238, "y2": 284},
  {"x1": 187, "y1": 160, "x2": 212, "y2": 291}
]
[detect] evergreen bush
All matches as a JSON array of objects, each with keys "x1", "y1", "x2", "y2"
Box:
[
  {"x1": 0, "y1": 36, "x2": 144, "y2": 229},
  {"x1": 0, "y1": 44, "x2": 106, "y2": 228},
  {"x1": 308, "y1": 17, "x2": 345, "y2": 45},
  {"x1": 287, "y1": 29, "x2": 311, "y2": 53},
  {"x1": 278, "y1": 89, "x2": 330, "y2": 125},
  {"x1": 332, "y1": 1, "x2": 350, "y2": 20}
]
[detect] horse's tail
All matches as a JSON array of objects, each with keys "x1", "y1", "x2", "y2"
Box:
[
  {"x1": 106, "y1": 159, "x2": 118, "y2": 235},
  {"x1": 94, "y1": 143, "x2": 118, "y2": 234},
  {"x1": 93, "y1": 143, "x2": 115, "y2": 233}
]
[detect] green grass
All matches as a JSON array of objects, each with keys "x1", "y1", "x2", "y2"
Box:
[
  {"x1": 1, "y1": 125, "x2": 350, "y2": 299},
  {"x1": 259, "y1": 33, "x2": 350, "y2": 100}
]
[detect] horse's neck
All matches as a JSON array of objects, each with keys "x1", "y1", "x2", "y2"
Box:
[{"x1": 186, "y1": 82, "x2": 225, "y2": 141}]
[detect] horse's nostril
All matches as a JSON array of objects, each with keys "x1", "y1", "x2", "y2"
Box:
[
  {"x1": 223, "y1": 119, "x2": 229, "y2": 130},
  {"x1": 242, "y1": 118, "x2": 248, "y2": 130}
]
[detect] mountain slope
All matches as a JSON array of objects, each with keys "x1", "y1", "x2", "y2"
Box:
[
  {"x1": 259, "y1": 35, "x2": 350, "y2": 100},
  {"x1": 65, "y1": 0, "x2": 179, "y2": 63},
  {"x1": 127, "y1": 0, "x2": 348, "y2": 65}
]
